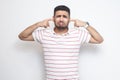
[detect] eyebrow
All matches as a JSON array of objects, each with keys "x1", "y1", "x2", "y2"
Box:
[{"x1": 56, "y1": 15, "x2": 68, "y2": 17}]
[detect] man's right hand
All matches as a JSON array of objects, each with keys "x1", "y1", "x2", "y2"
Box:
[{"x1": 36, "y1": 18, "x2": 53, "y2": 28}]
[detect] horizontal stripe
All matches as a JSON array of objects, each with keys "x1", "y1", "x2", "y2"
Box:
[
  {"x1": 45, "y1": 62, "x2": 78, "y2": 65},
  {"x1": 45, "y1": 67, "x2": 78, "y2": 71},
  {"x1": 46, "y1": 73, "x2": 78, "y2": 77},
  {"x1": 45, "y1": 59, "x2": 78, "y2": 63},
  {"x1": 46, "y1": 74, "x2": 79, "y2": 80},
  {"x1": 44, "y1": 51, "x2": 79, "y2": 53},
  {"x1": 45, "y1": 63, "x2": 78, "y2": 68},
  {"x1": 45, "y1": 58, "x2": 78, "y2": 61},
  {"x1": 46, "y1": 71, "x2": 78, "y2": 77},
  {"x1": 44, "y1": 53, "x2": 78, "y2": 58},
  {"x1": 43, "y1": 46, "x2": 80, "y2": 49},
  {"x1": 43, "y1": 34, "x2": 79, "y2": 39},
  {"x1": 46, "y1": 77, "x2": 79, "y2": 80},
  {"x1": 43, "y1": 48, "x2": 80, "y2": 53},
  {"x1": 42, "y1": 43, "x2": 81, "y2": 49},
  {"x1": 45, "y1": 66, "x2": 78, "y2": 69},
  {"x1": 46, "y1": 70, "x2": 78, "y2": 73}
]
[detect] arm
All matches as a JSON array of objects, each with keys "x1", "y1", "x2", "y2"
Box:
[
  {"x1": 18, "y1": 19, "x2": 52, "y2": 41},
  {"x1": 71, "y1": 19, "x2": 104, "y2": 44},
  {"x1": 86, "y1": 26, "x2": 104, "y2": 44}
]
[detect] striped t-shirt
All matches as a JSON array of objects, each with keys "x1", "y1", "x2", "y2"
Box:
[{"x1": 32, "y1": 27, "x2": 91, "y2": 80}]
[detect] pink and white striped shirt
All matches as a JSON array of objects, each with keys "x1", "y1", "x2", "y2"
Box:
[{"x1": 32, "y1": 27, "x2": 91, "y2": 80}]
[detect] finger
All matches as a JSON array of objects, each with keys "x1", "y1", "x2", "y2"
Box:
[
  {"x1": 47, "y1": 23, "x2": 50, "y2": 27},
  {"x1": 48, "y1": 18, "x2": 53, "y2": 21},
  {"x1": 44, "y1": 23, "x2": 50, "y2": 28},
  {"x1": 70, "y1": 19, "x2": 75, "y2": 22},
  {"x1": 70, "y1": 19, "x2": 76, "y2": 22}
]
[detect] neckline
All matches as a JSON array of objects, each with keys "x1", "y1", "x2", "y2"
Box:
[{"x1": 51, "y1": 27, "x2": 70, "y2": 36}]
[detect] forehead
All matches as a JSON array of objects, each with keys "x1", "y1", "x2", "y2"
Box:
[{"x1": 54, "y1": 10, "x2": 69, "y2": 16}]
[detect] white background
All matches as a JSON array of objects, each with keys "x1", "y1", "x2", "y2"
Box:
[{"x1": 0, "y1": 0, "x2": 120, "y2": 80}]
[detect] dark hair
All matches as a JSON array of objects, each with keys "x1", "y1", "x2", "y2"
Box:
[{"x1": 54, "y1": 5, "x2": 70, "y2": 16}]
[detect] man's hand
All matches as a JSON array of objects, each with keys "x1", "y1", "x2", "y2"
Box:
[
  {"x1": 70, "y1": 19, "x2": 86, "y2": 27},
  {"x1": 36, "y1": 18, "x2": 53, "y2": 28}
]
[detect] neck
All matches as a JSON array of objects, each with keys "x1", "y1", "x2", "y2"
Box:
[{"x1": 54, "y1": 27, "x2": 68, "y2": 35}]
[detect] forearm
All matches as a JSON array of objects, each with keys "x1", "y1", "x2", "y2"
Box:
[
  {"x1": 86, "y1": 26, "x2": 104, "y2": 43},
  {"x1": 18, "y1": 19, "x2": 51, "y2": 40},
  {"x1": 18, "y1": 22, "x2": 42, "y2": 39}
]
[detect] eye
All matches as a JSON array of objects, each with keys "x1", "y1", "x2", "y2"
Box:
[{"x1": 63, "y1": 15, "x2": 67, "y2": 18}]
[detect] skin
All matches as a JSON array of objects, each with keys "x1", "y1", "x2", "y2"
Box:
[
  {"x1": 18, "y1": 10, "x2": 104, "y2": 44},
  {"x1": 53, "y1": 11, "x2": 70, "y2": 35}
]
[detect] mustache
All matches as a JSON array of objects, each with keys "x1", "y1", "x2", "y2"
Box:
[{"x1": 58, "y1": 21, "x2": 64, "y2": 23}]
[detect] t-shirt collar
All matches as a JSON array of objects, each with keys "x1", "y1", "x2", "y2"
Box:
[{"x1": 51, "y1": 27, "x2": 70, "y2": 36}]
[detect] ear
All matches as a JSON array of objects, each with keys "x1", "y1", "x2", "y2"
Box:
[{"x1": 52, "y1": 16, "x2": 55, "y2": 21}]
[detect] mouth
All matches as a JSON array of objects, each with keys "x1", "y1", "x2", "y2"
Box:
[
  {"x1": 59, "y1": 22, "x2": 63, "y2": 25},
  {"x1": 58, "y1": 22, "x2": 64, "y2": 26}
]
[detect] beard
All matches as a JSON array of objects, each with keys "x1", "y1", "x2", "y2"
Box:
[
  {"x1": 54, "y1": 21, "x2": 69, "y2": 30},
  {"x1": 55, "y1": 25, "x2": 68, "y2": 30}
]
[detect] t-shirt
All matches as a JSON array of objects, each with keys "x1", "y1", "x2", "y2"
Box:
[{"x1": 32, "y1": 27, "x2": 91, "y2": 80}]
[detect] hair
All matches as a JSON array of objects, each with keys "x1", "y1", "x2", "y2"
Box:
[{"x1": 54, "y1": 5, "x2": 70, "y2": 16}]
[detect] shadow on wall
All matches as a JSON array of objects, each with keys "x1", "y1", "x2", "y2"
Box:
[{"x1": 80, "y1": 43, "x2": 102, "y2": 54}]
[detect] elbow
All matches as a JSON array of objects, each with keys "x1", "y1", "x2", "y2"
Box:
[
  {"x1": 18, "y1": 34, "x2": 25, "y2": 40},
  {"x1": 90, "y1": 36, "x2": 104, "y2": 44},
  {"x1": 18, "y1": 34, "x2": 33, "y2": 41},
  {"x1": 18, "y1": 35, "x2": 23, "y2": 40},
  {"x1": 97, "y1": 38, "x2": 104, "y2": 44}
]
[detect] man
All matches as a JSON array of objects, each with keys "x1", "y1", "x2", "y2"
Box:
[{"x1": 18, "y1": 5, "x2": 103, "y2": 80}]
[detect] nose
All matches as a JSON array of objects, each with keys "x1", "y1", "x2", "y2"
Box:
[{"x1": 60, "y1": 16, "x2": 63, "y2": 21}]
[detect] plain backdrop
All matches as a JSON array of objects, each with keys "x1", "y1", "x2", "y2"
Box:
[{"x1": 0, "y1": 0, "x2": 120, "y2": 80}]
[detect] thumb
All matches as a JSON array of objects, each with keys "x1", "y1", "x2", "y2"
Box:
[{"x1": 70, "y1": 19, "x2": 76, "y2": 22}]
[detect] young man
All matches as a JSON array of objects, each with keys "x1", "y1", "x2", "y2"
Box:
[{"x1": 18, "y1": 5, "x2": 103, "y2": 80}]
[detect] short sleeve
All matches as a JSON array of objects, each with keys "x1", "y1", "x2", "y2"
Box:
[
  {"x1": 32, "y1": 29, "x2": 42, "y2": 43},
  {"x1": 78, "y1": 28, "x2": 91, "y2": 44},
  {"x1": 84, "y1": 31, "x2": 91, "y2": 43}
]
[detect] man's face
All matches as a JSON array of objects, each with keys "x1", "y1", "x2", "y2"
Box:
[{"x1": 53, "y1": 10, "x2": 70, "y2": 29}]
